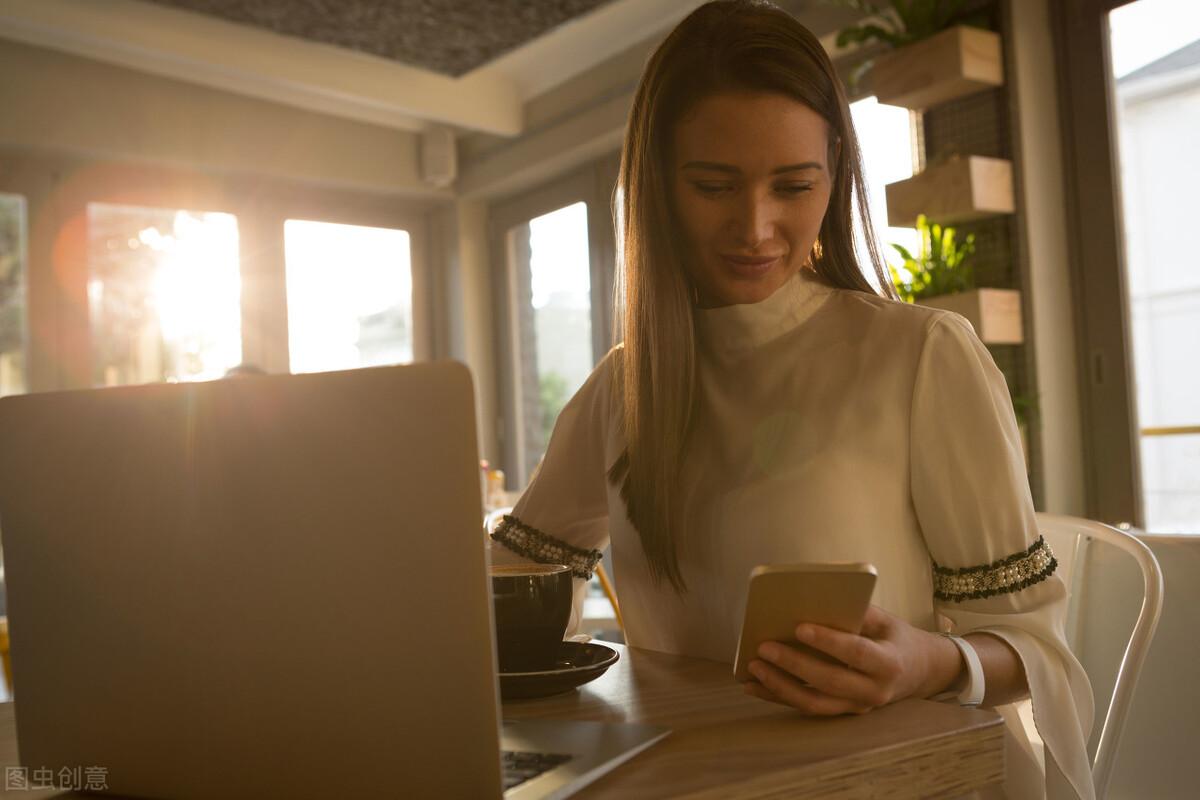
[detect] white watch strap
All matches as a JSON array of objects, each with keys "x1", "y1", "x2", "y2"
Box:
[{"x1": 937, "y1": 633, "x2": 985, "y2": 707}]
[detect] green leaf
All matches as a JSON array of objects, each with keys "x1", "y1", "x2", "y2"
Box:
[
  {"x1": 848, "y1": 59, "x2": 875, "y2": 90},
  {"x1": 842, "y1": 0, "x2": 984, "y2": 45},
  {"x1": 836, "y1": 27, "x2": 869, "y2": 48},
  {"x1": 891, "y1": 243, "x2": 916, "y2": 263},
  {"x1": 838, "y1": 22, "x2": 904, "y2": 49}
]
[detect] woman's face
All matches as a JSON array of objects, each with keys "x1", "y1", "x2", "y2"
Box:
[{"x1": 671, "y1": 91, "x2": 834, "y2": 308}]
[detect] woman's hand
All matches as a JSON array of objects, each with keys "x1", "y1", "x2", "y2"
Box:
[{"x1": 742, "y1": 605, "x2": 961, "y2": 715}]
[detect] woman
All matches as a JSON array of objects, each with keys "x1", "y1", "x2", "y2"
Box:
[{"x1": 489, "y1": 2, "x2": 1093, "y2": 797}]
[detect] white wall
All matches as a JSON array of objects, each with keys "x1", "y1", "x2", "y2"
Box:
[
  {"x1": 0, "y1": 38, "x2": 437, "y2": 196},
  {"x1": 1006, "y1": 0, "x2": 1087, "y2": 517},
  {"x1": 432, "y1": 198, "x2": 500, "y2": 463}
]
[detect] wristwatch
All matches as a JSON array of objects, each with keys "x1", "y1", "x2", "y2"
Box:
[{"x1": 933, "y1": 632, "x2": 985, "y2": 707}]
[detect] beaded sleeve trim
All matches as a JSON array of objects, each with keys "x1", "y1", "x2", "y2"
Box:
[
  {"x1": 491, "y1": 515, "x2": 602, "y2": 580},
  {"x1": 932, "y1": 536, "x2": 1058, "y2": 603}
]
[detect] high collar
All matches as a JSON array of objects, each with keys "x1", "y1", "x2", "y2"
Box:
[{"x1": 694, "y1": 268, "x2": 835, "y2": 360}]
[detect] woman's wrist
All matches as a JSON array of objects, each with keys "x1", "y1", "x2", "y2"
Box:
[{"x1": 919, "y1": 629, "x2": 967, "y2": 699}]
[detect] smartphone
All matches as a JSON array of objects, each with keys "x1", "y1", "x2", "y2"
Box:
[{"x1": 732, "y1": 562, "x2": 878, "y2": 683}]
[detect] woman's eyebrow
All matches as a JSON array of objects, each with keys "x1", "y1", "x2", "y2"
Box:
[
  {"x1": 680, "y1": 161, "x2": 824, "y2": 174},
  {"x1": 771, "y1": 162, "x2": 823, "y2": 174},
  {"x1": 680, "y1": 161, "x2": 739, "y2": 173}
]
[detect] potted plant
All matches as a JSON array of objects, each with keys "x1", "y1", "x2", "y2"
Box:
[
  {"x1": 832, "y1": 0, "x2": 1002, "y2": 110},
  {"x1": 889, "y1": 214, "x2": 1023, "y2": 344}
]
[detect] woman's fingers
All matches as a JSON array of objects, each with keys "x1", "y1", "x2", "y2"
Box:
[
  {"x1": 857, "y1": 604, "x2": 893, "y2": 639},
  {"x1": 743, "y1": 679, "x2": 784, "y2": 706},
  {"x1": 793, "y1": 621, "x2": 897, "y2": 680},
  {"x1": 756, "y1": 641, "x2": 887, "y2": 707},
  {"x1": 745, "y1": 660, "x2": 872, "y2": 715},
  {"x1": 743, "y1": 606, "x2": 909, "y2": 714}
]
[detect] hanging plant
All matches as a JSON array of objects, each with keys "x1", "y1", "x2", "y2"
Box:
[
  {"x1": 832, "y1": 0, "x2": 990, "y2": 50},
  {"x1": 828, "y1": 0, "x2": 992, "y2": 88}
]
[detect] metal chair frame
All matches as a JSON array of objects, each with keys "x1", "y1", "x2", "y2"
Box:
[{"x1": 1036, "y1": 513, "x2": 1164, "y2": 799}]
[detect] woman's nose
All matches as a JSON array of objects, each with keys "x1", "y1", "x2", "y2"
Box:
[{"x1": 729, "y1": 191, "x2": 777, "y2": 248}]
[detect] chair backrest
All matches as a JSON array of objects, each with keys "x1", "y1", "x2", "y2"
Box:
[{"x1": 1035, "y1": 513, "x2": 1164, "y2": 800}]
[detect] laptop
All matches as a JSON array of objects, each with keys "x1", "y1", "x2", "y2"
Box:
[{"x1": 0, "y1": 362, "x2": 667, "y2": 799}]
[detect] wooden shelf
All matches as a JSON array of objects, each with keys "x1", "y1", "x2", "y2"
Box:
[
  {"x1": 885, "y1": 155, "x2": 1014, "y2": 227},
  {"x1": 918, "y1": 288, "x2": 1024, "y2": 345},
  {"x1": 872, "y1": 25, "x2": 1004, "y2": 111}
]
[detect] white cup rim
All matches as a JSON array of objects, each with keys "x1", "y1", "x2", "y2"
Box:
[{"x1": 489, "y1": 563, "x2": 570, "y2": 577}]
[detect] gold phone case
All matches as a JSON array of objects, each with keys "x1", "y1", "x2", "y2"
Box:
[{"x1": 732, "y1": 563, "x2": 878, "y2": 683}]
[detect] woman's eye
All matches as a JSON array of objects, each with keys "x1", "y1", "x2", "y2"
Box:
[
  {"x1": 775, "y1": 184, "x2": 813, "y2": 196},
  {"x1": 693, "y1": 182, "x2": 732, "y2": 195}
]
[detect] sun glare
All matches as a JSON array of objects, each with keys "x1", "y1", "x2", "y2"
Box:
[
  {"x1": 148, "y1": 212, "x2": 241, "y2": 355},
  {"x1": 284, "y1": 219, "x2": 413, "y2": 374},
  {"x1": 88, "y1": 204, "x2": 241, "y2": 386}
]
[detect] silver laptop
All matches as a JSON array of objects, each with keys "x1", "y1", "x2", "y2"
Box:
[{"x1": 0, "y1": 362, "x2": 667, "y2": 799}]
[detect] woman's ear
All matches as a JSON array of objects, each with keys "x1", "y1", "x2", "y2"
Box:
[{"x1": 804, "y1": 238, "x2": 824, "y2": 268}]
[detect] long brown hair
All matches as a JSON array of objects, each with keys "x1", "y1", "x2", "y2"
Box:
[{"x1": 610, "y1": 0, "x2": 893, "y2": 592}]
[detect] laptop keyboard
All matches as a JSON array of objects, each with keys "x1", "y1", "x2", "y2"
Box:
[{"x1": 502, "y1": 749, "x2": 574, "y2": 791}]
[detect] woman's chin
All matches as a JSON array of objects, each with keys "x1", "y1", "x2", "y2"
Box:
[{"x1": 705, "y1": 271, "x2": 793, "y2": 307}]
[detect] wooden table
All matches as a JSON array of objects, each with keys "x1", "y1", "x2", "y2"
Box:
[
  {"x1": 0, "y1": 643, "x2": 1004, "y2": 799},
  {"x1": 505, "y1": 644, "x2": 1004, "y2": 798}
]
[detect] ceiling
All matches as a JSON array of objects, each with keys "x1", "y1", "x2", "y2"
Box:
[
  {"x1": 0, "y1": 0, "x2": 720, "y2": 135},
  {"x1": 0, "y1": 0, "x2": 859, "y2": 139},
  {"x1": 144, "y1": 0, "x2": 617, "y2": 77}
]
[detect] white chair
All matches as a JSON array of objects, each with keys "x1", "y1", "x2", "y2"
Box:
[{"x1": 1036, "y1": 513, "x2": 1164, "y2": 800}]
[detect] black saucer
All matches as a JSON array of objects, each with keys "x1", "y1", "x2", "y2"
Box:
[{"x1": 498, "y1": 642, "x2": 619, "y2": 700}]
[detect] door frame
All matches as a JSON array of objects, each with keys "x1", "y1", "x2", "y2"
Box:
[{"x1": 1051, "y1": 0, "x2": 1144, "y2": 525}]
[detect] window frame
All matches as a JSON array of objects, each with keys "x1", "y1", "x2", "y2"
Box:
[
  {"x1": 272, "y1": 193, "x2": 429, "y2": 374},
  {"x1": 1052, "y1": 0, "x2": 1145, "y2": 526},
  {"x1": 488, "y1": 155, "x2": 619, "y2": 487},
  {"x1": 0, "y1": 189, "x2": 29, "y2": 397},
  {"x1": 0, "y1": 149, "x2": 433, "y2": 392}
]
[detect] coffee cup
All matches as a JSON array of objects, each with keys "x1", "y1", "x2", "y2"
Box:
[{"x1": 490, "y1": 563, "x2": 572, "y2": 673}]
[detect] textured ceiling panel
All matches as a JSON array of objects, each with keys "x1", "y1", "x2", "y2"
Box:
[{"x1": 146, "y1": 0, "x2": 616, "y2": 76}]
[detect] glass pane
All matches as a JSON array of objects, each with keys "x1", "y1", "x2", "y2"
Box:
[
  {"x1": 88, "y1": 203, "x2": 242, "y2": 386},
  {"x1": 0, "y1": 193, "x2": 27, "y2": 396},
  {"x1": 850, "y1": 97, "x2": 920, "y2": 289},
  {"x1": 1109, "y1": 0, "x2": 1200, "y2": 532},
  {"x1": 284, "y1": 220, "x2": 412, "y2": 374},
  {"x1": 508, "y1": 201, "x2": 594, "y2": 484}
]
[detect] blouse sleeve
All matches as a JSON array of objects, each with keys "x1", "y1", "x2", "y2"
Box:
[
  {"x1": 488, "y1": 348, "x2": 617, "y2": 634},
  {"x1": 910, "y1": 313, "x2": 1096, "y2": 800}
]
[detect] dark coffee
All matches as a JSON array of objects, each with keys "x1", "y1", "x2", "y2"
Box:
[{"x1": 490, "y1": 564, "x2": 572, "y2": 672}]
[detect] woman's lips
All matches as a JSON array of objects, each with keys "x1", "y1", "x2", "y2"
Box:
[{"x1": 720, "y1": 254, "x2": 783, "y2": 277}]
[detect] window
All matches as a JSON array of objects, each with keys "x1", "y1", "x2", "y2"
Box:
[
  {"x1": 88, "y1": 203, "x2": 242, "y2": 386},
  {"x1": 0, "y1": 193, "x2": 26, "y2": 397},
  {"x1": 284, "y1": 220, "x2": 413, "y2": 374},
  {"x1": 529, "y1": 203, "x2": 594, "y2": 452},
  {"x1": 504, "y1": 201, "x2": 595, "y2": 485},
  {"x1": 849, "y1": 96, "x2": 920, "y2": 286},
  {"x1": 1109, "y1": 0, "x2": 1200, "y2": 532}
]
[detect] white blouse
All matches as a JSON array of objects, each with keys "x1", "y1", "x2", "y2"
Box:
[{"x1": 491, "y1": 268, "x2": 1095, "y2": 799}]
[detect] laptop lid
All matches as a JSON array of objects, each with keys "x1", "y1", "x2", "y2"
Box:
[{"x1": 0, "y1": 363, "x2": 504, "y2": 799}]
